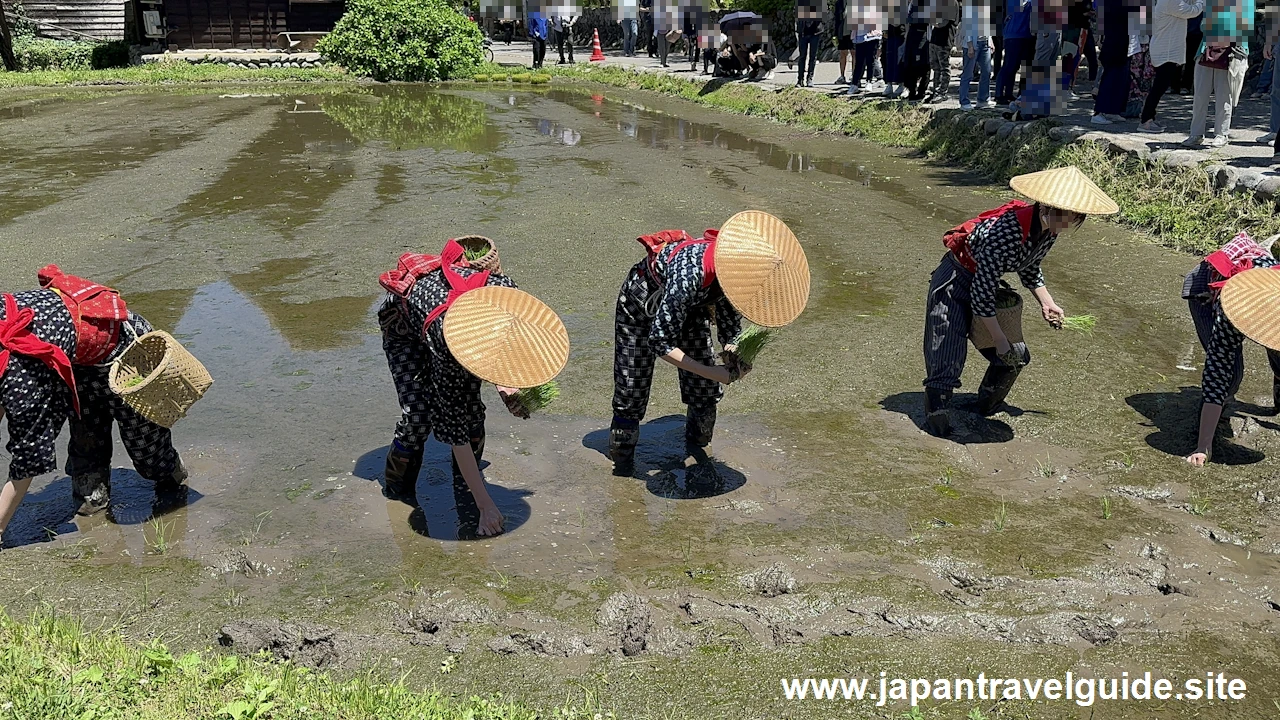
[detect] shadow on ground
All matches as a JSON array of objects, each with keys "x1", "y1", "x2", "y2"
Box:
[
  {"x1": 582, "y1": 414, "x2": 747, "y2": 499},
  {"x1": 1126, "y1": 387, "x2": 1275, "y2": 465},
  {"x1": 3, "y1": 470, "x2": 201, "y2": 549},
  {"x1": 880, "y1": 391, "x2": 1017, "y2": 444},
  {"x1": 354, "y1": 444, "x2": 532, "y2": 540}
]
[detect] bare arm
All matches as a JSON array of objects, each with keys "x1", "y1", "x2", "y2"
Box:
[
  {"x1": 661, "y1": 348, "x2": 739, "y2": 384},
  {"x1": 452, "y1": 445, "x2": 504, "y2": 536}
]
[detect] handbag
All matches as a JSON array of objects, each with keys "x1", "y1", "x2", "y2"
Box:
[
  {"x1": 665, "y1": 28, "x2": 681, "y2": 43},
  {"x1": 1198, "y1": 45, "x2": 1232, "y2": 70}
]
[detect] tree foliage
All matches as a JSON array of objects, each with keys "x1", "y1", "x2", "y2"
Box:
[{"x1": 317, "y1": 0, "x2": 483, "y2": 82}]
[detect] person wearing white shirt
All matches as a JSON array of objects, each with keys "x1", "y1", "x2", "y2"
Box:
[{"x1": 1138, "y1": 0, "x2": 1204, "y2": 131}]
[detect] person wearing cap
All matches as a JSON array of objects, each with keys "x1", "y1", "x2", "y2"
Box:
[
  {"x1": 1185, "y1": 258, "x2": 1280, "y2": 467},
  {"x1": 922, "y1": 166, "x2": 1119, "y2": 436},
  {"x1": 610, "y1": 211, "x2": 810, "y2": 476},
  {"x1": 378, "y1": 238, "x2": 568, "y2": 537}
]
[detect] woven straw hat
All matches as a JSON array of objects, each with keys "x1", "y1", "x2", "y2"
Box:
[
  {"x1": 1220, "y1": 268, "x2": 1280, "y2": 351},
  {"x1": 1008, "y1": 166, "x2": 1119, "y2": 216},
  {"x1": 443, "y1": 286, "x2": 569, "y2": 388},
  {"x1": 715, "y1": 211, "x2": 811, "y2": 328}
]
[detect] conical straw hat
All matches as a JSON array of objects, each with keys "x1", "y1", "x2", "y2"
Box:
[
  {"x1": 1220, "y1": 268, "x2": 1280, "y2": 351},
  {"x1": 715, "y1": 211, "x2": 811, "y2": 328},
  {"x1": 1008, "y1": 166, "x2": 1119, "y2": 216},
  {"x1": 443, "y1": 286, "x2": 570, "y2": 388}
]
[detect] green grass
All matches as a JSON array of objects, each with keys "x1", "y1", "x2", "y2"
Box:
[
  {"x1": 0, "y1": 62, "x2": 350, "y2": 89},
  {"x1": 0, "y1": 610, "x2": 614, "y2": 719}
]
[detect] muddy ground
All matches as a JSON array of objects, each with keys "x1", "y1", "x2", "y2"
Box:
[{"x1": 1, "y1": 82, "x2": 1279, "y2": 718}]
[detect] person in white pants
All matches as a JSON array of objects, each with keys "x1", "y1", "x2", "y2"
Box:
[{"x1": 1183, "y1": 0, "x2": 1253, "y2": 148}]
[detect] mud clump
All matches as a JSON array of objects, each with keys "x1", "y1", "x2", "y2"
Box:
[
  {"x1": 738, "y1": 563, "x2": 797, "y2": 597},
  {"x1": 218, "y1": 619, "x2": 341, "y2": 668},
  {"x1": 404, "y1": 596, "x2": 500, "y2": 649},
  {"x1": 487, "y1": 631, "x2": 593, "y2": 657},
  {"x1": 597, "y1": 592, "x2": 653, "y2": 656}
]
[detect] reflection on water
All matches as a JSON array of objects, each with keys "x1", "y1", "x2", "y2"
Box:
[
  {"x1": 536, "y1": 118, "x2": 582, "y2": 146},
  {"x1": 320, "y1": 90, "x2": 505, "y2": 153},
  {"x1": 227, "y1": 258, "x2": 378, "y2": 352},
  {"x1": 543, "y1": 89, "x2": 878, "y2": 186}
]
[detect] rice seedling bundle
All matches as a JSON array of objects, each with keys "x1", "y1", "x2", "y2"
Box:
[
  {"x1": 473, "y1": 74, "x2": 490, "y2": 82},
  {"x1": 732, "y1": 326, "x2": 774, "y2": 364},
  {"x1": 994, "y1": 289, "x2": 1021, "y2": 309},
  {"x1": 1062, "y1": 315, "x2": 1097, "y2": 334},
  {"x1": 530, "y1": 74, "x2": 551, "y2": 84},
  {"x1": 515, "y1": 381, "x2": 559, "y2": 414},
  {"x1": 463, "y1": 245, "x2": 489, "y2": 262}
]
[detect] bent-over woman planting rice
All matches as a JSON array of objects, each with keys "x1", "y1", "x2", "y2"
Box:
[
  {"x1": 1183, "y1": 233, "x2": 1280, "y2": 467},
  {"x1": 921, "y1": 166, "x2": 1120, "y2": 437},
  {"x1": 377, "y1": 236, "x2": 569, "y2": 537},
  {"x1": 0, "y1": 266, "x2": 203, "y2": 543},
  {"x1": 610, "y1": 211, "x2": 810, "y2": 476}
]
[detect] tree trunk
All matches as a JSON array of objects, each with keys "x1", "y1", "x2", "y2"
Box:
[{"x1": 0, "y1": 2, "x2": 18, "y2": 72}]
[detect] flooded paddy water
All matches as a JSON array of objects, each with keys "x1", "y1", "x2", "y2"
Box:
[{"x1": 2, "y1": 82, "x2": 1280, "y2": 718}]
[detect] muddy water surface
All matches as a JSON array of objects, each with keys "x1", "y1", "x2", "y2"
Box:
[{"x1": 2, "y1": 83, "x2": 1279, "y2": 718}]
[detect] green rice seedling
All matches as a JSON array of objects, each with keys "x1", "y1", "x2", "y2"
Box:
[
  {"x1": 463, "y1": 245, "x2": 489, "y2": 262},
  {"x1": 1062, "y1": 314, "x2": 1097, "y2": 334},
  {"x1": 732, "y1": 325, "x2": 774, "y2": 364},
  {"x1": 122, "y1": 376, "x2": 145, "y2": 389},
  {"x1": 993, "y1": 499, "x2": 1008, "y2": 532},
  {"x1": 1101, "y1": 496, "x2": 1113, "y2": 520},
  {"x1": 512, "y1": 73, "x2": 531, "y2": 83},
  {"x1": 1035, "y1": 455, "x2": 1056, "y2": 478},
  {"x1": 472, "y1": 73, "x2": 489, "y2": 82},
  {"x1": 994, "y1": 288, "x2": 1020, "y2": 309},
  {"x1": 530, "y1": 74, "x2": 552, "y2": 84},
  {"x1": 514, "y1": 381, "x2": 559, "y2": 414}
]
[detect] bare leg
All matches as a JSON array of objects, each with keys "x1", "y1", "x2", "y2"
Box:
[{"x1": 0, "y1": 478, "x2": 34, "y2": 543}]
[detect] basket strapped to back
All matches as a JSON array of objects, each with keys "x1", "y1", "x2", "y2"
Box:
[
  {"x1": 37, "y1": 265, "x2": 129, "y2": 366},
  {"x1": 108, "y1": 330, "x2": 213, "y2": 429},
  {"x1": 635, "y1": 229, "x2": 719, "y2": 317},
  {"x1": 378, "y1": 239, "x2": 491, "y2": 339}
]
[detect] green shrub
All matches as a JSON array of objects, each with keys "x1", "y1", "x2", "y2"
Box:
[
  {"x1": 316, "y1": 0, "x2": 483, "y2": 81},
  {"x1": 11, "y1": 37, "x2": 130, "y2": 71}
]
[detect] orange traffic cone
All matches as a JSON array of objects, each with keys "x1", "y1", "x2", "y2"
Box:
[{"x1": 589, "y1": 28, "x2": 605, "y2": 62}]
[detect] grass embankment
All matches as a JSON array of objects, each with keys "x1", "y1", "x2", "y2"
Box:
[
  {"x1": 0, "y1": 610, "x2": 611, "y2": 720},
  {"x1": 548, "y1": 64, "x2": 1280, "y2": 254},
  {"x1": 0, "y1": 62, "x2": 351, "y2": 89}
]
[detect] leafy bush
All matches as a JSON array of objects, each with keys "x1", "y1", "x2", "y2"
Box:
[
  {"x1": 317, "y1": 0, "x2": 483, "y2": 81},
  {"x1": 12, "y1": 37, "x2": 130, "y2": 71}
]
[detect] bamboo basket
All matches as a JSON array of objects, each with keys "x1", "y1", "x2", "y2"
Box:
[
  {"x1": 969, "y1": 288, "x2": 1024, "y2": 350},
  {"x1": 108, "y1": 331, "x2": 214, "y2": 428}
]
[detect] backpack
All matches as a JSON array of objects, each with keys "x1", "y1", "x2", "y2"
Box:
[
  {"x1": 635, "y1": 229, "x2": 718, "y2": 289},
  {"x1": 942, "y1": 200, "x2": 1035, "y2": 273},
  {"x1": 37, "y1": 264, "x2": 129, "y2": 366}
]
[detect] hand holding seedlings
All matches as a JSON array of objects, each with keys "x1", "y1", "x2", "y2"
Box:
[
  {"x1": 1041, "y1": 300, "x2": 1065, "y2": 329},
  {"x1": 505, "y1": 381, "x2": 559, "y2": 418}
]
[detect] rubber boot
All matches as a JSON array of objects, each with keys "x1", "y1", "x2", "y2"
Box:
[
  {"x1": 685, "y1": 405, "x2": 716, "y2": 449},
  {"x1": 73, "y1": 469, "x2": 111, "y2": 516},
  {"x1": 384, "y1": 442, "x2": 422, "y2": 506},
  {"x1": 154, "y1": 458, "x2": 189, "y2": 495},
  {"x1": 976, "y1": 364, "x2": 1022, "y2": 416},
  {"x1": 610, "y1": 419, "x2": 640, "y2": 476},
  {"x1": 923, "y1": 388, "x2": 952, "y2": 437},
  {"x1": 1270, "y1": 377, "x2": 1280, "y2": 417}
]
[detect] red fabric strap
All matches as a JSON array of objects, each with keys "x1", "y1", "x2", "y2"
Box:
[
  {"x1": 638, "y1": 229, "x2": 718, "y2": 289},
  {"x1": 380, "y1": 253, "x2": 444, "y2": 297},
  {"x1": 424, "y1": 239, "x2": 491, "y2": 328},
  {"x1": 0, "y1": 294, "x2": 79, "y2": 414},
  {"x1": 37, "y1": 264, "x2": 127, "y2": 366}
]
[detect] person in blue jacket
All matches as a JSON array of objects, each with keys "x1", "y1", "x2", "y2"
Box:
[
  {"x1": 527, "y1": 4, "x2": 548, "y2": 68},
  {"x1": 995, "y1": 0, "x2": 1033, "y2": 104}
]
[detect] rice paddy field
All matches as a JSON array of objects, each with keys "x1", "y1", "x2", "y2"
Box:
[{"x1": 1, "y1": 81, "x2": 1279, "y2": 718}]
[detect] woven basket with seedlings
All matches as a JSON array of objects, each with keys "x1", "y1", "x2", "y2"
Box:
[
  {"x1": 108, "y1": 331, "x2": 214, "y2": 428},
  {"x1": 970, "y1": 286, "x2": 1024, "y2": 349},
  {"x1": 514, "y1": 381, "x2": 559, "y2": 414}
]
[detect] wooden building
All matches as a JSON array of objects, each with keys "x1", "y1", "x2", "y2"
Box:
[
  {"x1": 2, "y1": 0, "x2": 344, "y2": 48},
  {"x1": 162, "y1": 0, "x2": 343, "y2": 49},
  {"x1": 3, "y1": 0, "x2": 129, "y2": 41}
]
